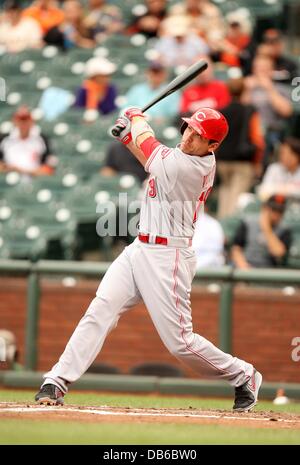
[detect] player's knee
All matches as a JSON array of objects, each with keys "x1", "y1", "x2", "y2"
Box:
[
  {"x1": 168, "y1": 341, "x2": 189, "y2": 359},
  {"x1": 168, "y1": 332, "x2": 196, "y2": 359},
  {"x1": 84, "y1": 296, "x2": 119, "y2": 330},
  {"x1": 86, "y1": 295, "x2": 112, "y2": 317}
]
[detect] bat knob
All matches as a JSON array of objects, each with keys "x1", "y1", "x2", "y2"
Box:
[{"x1": 109, "y1": 125, "x2": 122, "y2": 137}]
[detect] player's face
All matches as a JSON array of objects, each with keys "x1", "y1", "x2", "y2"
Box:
[{"x1": 180, "y1": 125, "x2": 218, "y2": 156}]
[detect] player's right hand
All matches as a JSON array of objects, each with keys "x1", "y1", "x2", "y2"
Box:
[{"x1": 109, "y1": 116, "x2": 132, "y2": 145}]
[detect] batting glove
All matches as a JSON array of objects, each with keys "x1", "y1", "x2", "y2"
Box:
[
  {"x1": 110, "y1": 116, "x2": 132, "y2": 145},
  {"x1": 122, "y1": 107, "x2": 144, "y2": 121}
]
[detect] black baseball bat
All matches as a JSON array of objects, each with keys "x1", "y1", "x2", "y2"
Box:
[{"x1": 110, "y1": 59, "x2": 208, "y2": 137}]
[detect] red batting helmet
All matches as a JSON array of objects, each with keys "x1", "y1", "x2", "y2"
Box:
[{"x1": 181, "y1": 108, "x2": 229, "y2": 143}]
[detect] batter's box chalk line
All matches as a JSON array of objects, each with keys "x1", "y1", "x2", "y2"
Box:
[{"x1": 0, "y1": 405, "x2": 299, "y2": 425}]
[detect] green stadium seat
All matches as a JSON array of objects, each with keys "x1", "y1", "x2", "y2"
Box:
[
  {"x1": 238, "y1": 0, "x2": 283, "y2": 18},
  {"x1": 67, "y1": 158, "x2": 105, "y2": 180},
  {"x1": 0, "y1": 218, "x2": 48, "y2": 260},
  {"x1": 6, "y1": 76, "x2": 40, "y2": 93},
  {"x1": 240, "y1": 198, "x2": 262, "y2": 214},
  {"x1": 24, "y1": 207, "x2": 78, "y2": 260},
  {"x1": 213, "y1": 0, "x2": 283, "y2": 19},
  {"x1": 55, "y1": 109, "x2": 85, "y2": 126},
  {"x1": 0, "y1": 172, "x2": 22, "y2": 197},
  {"x1": 103, "y1": 34, "x2": 131, "y2": 50},
  {"x1": 51, "y1": 76, "x2": 81, "y2": 93},
  {"x1": 287, "y1": 235, "x2": 300, "y2": 268},
  {"x1": 63, "y1": 184, "x2": 116, "y2": 259},
  {"x1": 0, "y1": 109, "x2": 14, "y2": 124},
  {"x1": 0, "y1": 59, "x2": 21, "y2": 77},
  {"x1": 31, "y1": 174, "x2": 80, "y2": 199},
  {"x1": 19, "y1": 91, "x2": 42, "y2": 108},
  {"x1": 90, "y1": 173, "x2": 140, "y2": 196},
  {"x1": 0, "y1": 202, "x2": 13, "y2": 226},
  {"x1": 0, "y1": 203, "x2": 78, "y2": 259},
  {"x1": 6, "y1": 182, "x2": 56, "y2": 215},
  {"x1": 63, "y1": 184, "x2": 108, "y2": 222},
  {"x1": 282, "y1": 214, "x2": 300, "y2": 234},
  {"x1": 87, "y1": 150, "x2": 107, "y2": 164},
  {"x1": 5, "y1": 90, "x2": 41, "y2": 108},
  {"x1": 53, "y1": 141, "x2": 77, "y2": 158},
  {"x1": 90, "y1": 174, "x2": 141, "y2": 246},
  {"x1": 214, "y1": 63, "x2": 230, "y2": 82},
  {"x1": 54, "y1": 148, "x2": 107, "y2": 175},
  {"x1": 16, "y1": 48, "x2": 46, "y2": 63},
  {"x1": 151, "y1": 123, "x2": 181, "y2": 146},
  {"x1": 68, "y1": 48, "x2": 94, "y2": 64}
]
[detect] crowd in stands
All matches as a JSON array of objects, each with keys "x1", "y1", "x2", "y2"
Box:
[
  {"x1": 74, "y1": 56, "x2": 118, "y2": 113},
  {"x1": 231, "y1": 194, "x2": 291, "y2": 269},
  {"x1": 0, "y1": 105, "x2": 55, "y2": 176},
  {"x1": 0, "y1": 0, "x2": 299, "y2": 270}
]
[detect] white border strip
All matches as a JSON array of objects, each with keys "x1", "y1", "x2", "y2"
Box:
[{"x1": 0, "y1": 407, "x2": 299, "y2": 424}]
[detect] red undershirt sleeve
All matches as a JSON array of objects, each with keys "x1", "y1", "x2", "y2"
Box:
[{"x1": 140, "y1": 136, "x2": 161, "y2": 160}]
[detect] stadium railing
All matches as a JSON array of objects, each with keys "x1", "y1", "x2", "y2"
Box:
[{"x1": 0, "y1": 259, "x2": 299, "y2": 371}]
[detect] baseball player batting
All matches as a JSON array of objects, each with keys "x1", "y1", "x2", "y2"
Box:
[{"x1": 35, "y1": 107, "x2": 262, "y2": 412}]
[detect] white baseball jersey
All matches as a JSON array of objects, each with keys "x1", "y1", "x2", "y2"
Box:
[
  {"x1": 139, "y1": 144, "x2": 216, "y2": 238},
  {"x1": 43, "y1": 139, "x2": 254, "y2": 394}
]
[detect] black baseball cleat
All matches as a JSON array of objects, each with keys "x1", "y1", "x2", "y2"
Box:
[
  {"x1": 35, "y1": 384, "x2": 64, "y2": 406},
  {"x1": 233, "y1": 370, "x2": 263, "y2": 412}
]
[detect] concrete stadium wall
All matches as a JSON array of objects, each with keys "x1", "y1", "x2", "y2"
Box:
[{"x1": 0, "y1": 277, "x2": 299, "y2": 383}]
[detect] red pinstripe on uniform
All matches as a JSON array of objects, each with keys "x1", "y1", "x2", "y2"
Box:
[{"x1": 172, "y1": 249, "x2": 231, "y2": 376}]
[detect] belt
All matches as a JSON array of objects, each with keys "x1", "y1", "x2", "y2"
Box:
[{"x1": 138, "y1": 233, "x2": 192, "y2": 248}]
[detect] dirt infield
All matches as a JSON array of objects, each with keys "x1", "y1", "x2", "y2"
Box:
[{"x1": 1, "y1": 403, "x2": 300, "y2": 429}]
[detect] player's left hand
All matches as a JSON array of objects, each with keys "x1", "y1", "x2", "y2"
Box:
[{"x1": 110, "y1": 116, "x2": 132, "y2": 145}]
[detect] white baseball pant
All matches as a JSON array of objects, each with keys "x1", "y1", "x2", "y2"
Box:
[{"x1": 43, "y1": 239, "x2": 253, "y2": 392}]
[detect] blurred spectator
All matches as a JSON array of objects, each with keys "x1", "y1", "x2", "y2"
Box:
[
  {"x1": 216, "y1": 78, "x2": 265, "y2": 218},
  {"x1": 123, "y1": 61, "x2": 180, "y2": 123},
  {"x1": 192, "y1": 210, "x2": 225, "y2": 268},
  {"x1": 244, "y1": 54, "x2": 293, "y2": 165},
  {"x1": 44, "y1": 0, "x2": 95, "y2": 49},
  {"x1": 0, "y1": 106, "x2": 55, "y2": 177},
  {"x1": 83, "y1": 0, "x2": 123, "y2": 44},
  {"x1": 100, "y1": 141, "x2": 147, "y2": 184},
  {"x1": 257, "y1": 137, "x2": 300, "y2": 199},
  {"x1": 127, "y1": 0, "x2": 168, "y2": 39},
  {"x1": 168, "y1": 0, "x2": 225, "y2": 49},
  {"x1": 273, "y1": 388, "x2": 290, "y2": 406},
  {"x1": 218, "y1": 10, "x2": 252, "y2": 67},
  {"x1": 39, "y1": 86, "x2": 74, "y2": 121},
  {"x1": 74, "y1": 57, "x2": 118, "y2": 115},
  {"x1": 179, "y1": 56, "x2": 230, "y2": 116},
  {"x1": 259, "y1": 29, "x2": 298, "y2": 84},
  {"x1": 23, "y1": 0, "x2": 64, "y2": 35},
  {"x1": 0, "y1": 0, "x2": 42, "y2": 52},
  {"x1": 155, "y1": 16, "x2": 209, "y2": 67},
  {"x1": 0, "y1": 329, "x2": 22, "y2": 371},
  {"x1": 231, "y1": 195, "x2": 291, "y2": 269}
]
